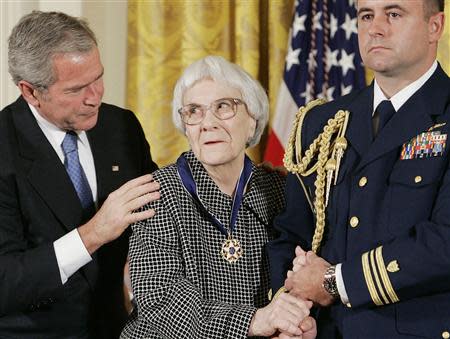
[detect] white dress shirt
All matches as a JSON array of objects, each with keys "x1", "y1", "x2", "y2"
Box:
[
  {"x1": 29, "y1": 104, "x2": 96, "y2": 284},
  {"x1": 336, "y1": 61, "x2": 438, "y2": 304}
]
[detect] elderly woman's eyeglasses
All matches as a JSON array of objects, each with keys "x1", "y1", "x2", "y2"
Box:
[{"x1": 178, "y1": 98, "x2": 247, "y2": 125}]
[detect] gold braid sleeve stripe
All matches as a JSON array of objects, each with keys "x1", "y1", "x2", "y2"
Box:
[
  {"x1": 369, "y1": 248, "x2": 390, "y2": 305},
  {"x1": 283, "y1": 99, "x2": 350, "y2": 253},
  {"x1": 362, "y1": 251, "x2": 384, "y2": 306},
  {"x1": 375, "y1": 246, "x2": 400, "y2": 303}
]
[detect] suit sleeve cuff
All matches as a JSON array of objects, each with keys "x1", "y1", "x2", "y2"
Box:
[{"x1": 53, "y1": 229, "x2": 92, "y2": 284}]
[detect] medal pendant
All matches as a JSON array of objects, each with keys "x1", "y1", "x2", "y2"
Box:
[{"x1": 221, "y1": 237, "x2": 243, "y2": 263}]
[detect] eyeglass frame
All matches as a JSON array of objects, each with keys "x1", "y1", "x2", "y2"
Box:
[{"x1": 178, "y1": 97, "x2": 248, "y2": 125}]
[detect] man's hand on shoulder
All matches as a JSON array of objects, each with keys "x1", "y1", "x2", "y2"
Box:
[{"x1": 78, "y1": 174, "x2": 160, "y2": 254}]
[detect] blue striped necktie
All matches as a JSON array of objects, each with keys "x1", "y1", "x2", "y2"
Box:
[{"x1": 61, "y1": 132, "x2": 94, "y2": 210}]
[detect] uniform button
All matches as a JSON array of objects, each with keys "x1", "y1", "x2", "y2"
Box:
[
  {"x1": 350, "y1": 216, "x2": 359, "y2": 228},
  {"x1": 442, "y1": 331, "x2": 450, "y2": 339},
  {"x1": 414, "y1": 176, "x2": 422, "y2": 184},
  {"x1": 358, "y1": 177, "x2": 368, "y2": 187}
]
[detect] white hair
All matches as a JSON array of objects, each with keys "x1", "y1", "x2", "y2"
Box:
[{"x1": 172, "y1": 55, "x2": 269, "y2": 147}]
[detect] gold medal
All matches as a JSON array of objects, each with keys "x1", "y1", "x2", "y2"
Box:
[{"x1": 221, "y1": 237, "x2": 243, "y2": 263}]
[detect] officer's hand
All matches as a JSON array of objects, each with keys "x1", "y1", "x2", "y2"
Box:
[
  {"x1": 284, "y1": 248, "x2": 335, "y2": 307},
  {"x1": 78, "y1": 174, "x2": 160, "y2": 254},
  {"x1": 292, "y1": 246, "x2": 308, "y2": 271}
]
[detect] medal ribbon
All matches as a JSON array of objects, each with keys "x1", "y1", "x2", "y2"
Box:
[{"x1": 176, "y1": 153, "x2": 253, "y2": 237}]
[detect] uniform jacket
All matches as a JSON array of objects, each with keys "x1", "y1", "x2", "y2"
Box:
[
  {"x1": 0, "y1": 96, "x2": 157, "y2": 338},
  {"x1": 121, "y1": 151, "x2": 285, "y2": 339},
  {"x1": 268, "y1": 65, "x2": 450, "y2": 339}
]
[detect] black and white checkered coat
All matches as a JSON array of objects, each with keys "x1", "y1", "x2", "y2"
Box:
[{"x1": 121, "y1": 151, "x2": 285, "y2": 339}]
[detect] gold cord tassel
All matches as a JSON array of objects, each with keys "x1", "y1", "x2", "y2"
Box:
[{"x1": 284, "y1": 99, "x2": 350, "y2": 253}]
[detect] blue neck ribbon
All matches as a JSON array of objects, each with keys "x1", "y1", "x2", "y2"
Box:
[{"x1": 176, "y1": 153, "x2": 253, "y2": 237}]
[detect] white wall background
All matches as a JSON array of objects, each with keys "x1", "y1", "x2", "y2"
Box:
[{"x1": 0, "y1": 0, "x2": 128, "y2": 109}]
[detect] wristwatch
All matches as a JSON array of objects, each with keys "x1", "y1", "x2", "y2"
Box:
[{"x1": 323, "y1": 265, "x2": 340, "y2": 299}]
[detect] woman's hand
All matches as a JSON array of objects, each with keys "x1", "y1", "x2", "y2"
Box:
[
  {"x1": 271, "y1": 316, "x2": 317, "y2": 339},
  {"x1": 248, "y1": 293, "x2": 313, "y2": 337}
]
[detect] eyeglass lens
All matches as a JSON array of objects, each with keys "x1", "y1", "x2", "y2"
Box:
[{"x1": 180, "y1": 98, "x2": 239, "y2": 125}]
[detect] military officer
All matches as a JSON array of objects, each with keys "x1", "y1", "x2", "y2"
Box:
[{"x1": 267, "y1": 0, "x2": 450, "y2": 338}]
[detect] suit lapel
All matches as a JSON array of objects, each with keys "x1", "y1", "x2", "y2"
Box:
[
  {"x1": 81, "y1": 112, "x2": 116, "y2": 290},
  {"x1": 13, "y1": 98, "x2": 83, "y2": 231},
  {"x1": 87, "y1": 112, "x2": 118, "y2": 204},
  {"x1": 87, "y1": 131, "x2": 108, "y2": 202}
]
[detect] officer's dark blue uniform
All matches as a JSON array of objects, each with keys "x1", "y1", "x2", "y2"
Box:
[{"x1": 267, "y1": 64, "x2": 450, "y2": 338}]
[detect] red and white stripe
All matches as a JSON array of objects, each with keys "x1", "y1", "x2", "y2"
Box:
[{"x1": 264, "y1": 81, "x2": 298, "y2": 166}]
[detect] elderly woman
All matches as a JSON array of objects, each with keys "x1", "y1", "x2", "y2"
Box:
[{"x1": 121, "y1": 56, "x2": 316, "y2": 339}]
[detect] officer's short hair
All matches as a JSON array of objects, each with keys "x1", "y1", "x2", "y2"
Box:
[{"x1": 425, "y1": 0, "x2": 445, "y2": 18}]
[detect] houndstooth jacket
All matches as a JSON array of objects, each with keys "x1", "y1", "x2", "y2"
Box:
[{"x1": 121, "y1": 151, "x2": 285, "y2": 339}]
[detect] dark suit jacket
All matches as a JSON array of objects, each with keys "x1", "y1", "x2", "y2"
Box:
[
  {"x1": 0, "y1": 96, "x2": 157, "y2": 338},
  {"x1": 268, "y1": 65, "x2": 450, "y2": 338}
]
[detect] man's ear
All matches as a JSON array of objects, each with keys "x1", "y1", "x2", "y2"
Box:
[
  {"x1": 17, "y1": 80, "x2": 40, "y2": 107},
  {"x1": 428, "y1": 12, "x2": 445, "y2": 43}
]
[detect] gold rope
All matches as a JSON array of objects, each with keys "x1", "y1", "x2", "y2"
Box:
[{"x1": 284, "y1": 99, "x2": 350, "y2": 253}]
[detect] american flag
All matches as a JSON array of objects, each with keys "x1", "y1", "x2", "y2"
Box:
[{"x1": 264, "y1": 0, "x2": 366, "y2": 166}]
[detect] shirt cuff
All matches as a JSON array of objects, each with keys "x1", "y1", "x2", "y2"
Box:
[
  {"x1": 336, "y1": 263, "x2": 350, "y2": 304},
  {"x1": 53, "y1": 229, "x2": 92, "y2": 284}
]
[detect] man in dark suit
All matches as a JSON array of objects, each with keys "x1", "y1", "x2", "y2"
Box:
[
  {"x1": 0, "y1": 11, "x2": 159, "y2": 338},
  {"x1": 268, "y1": 1, "x2": 450, "y2": 338}
]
